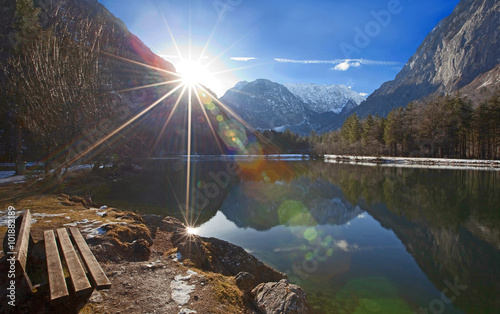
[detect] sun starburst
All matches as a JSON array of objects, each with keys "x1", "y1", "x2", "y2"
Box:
[
  {"x1": 177, "y1": 58, "x2": 211, "y2": 87},
  {"x1": 48, "y1": 4, "x2": 281, "y2": 233}
]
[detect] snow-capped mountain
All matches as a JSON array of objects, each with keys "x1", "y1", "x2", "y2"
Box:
[
  {"x1": 221, "y1": 79, "x2": 310, "y2": 134},
  {"x1": 284, "y1": 83, "x2": 366, "y2": 114},
  {"x1": 220, "y1": 79, "x2": 365, "y2": 135}
]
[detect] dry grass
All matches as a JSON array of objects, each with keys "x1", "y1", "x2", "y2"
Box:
[
  {"x1": 79, "y1": 303, "x2": 107, "y2": 314},
  {"x1": 190, "y1": 268, "x2": 248, "y2": 313},
  {"x1": 0, "y1": 187, "x2": 137, "y2": 253}
]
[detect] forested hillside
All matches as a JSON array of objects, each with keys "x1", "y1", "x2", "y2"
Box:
[{"x1": 312, "y1": 93, "x2": 500, "y2": 159}]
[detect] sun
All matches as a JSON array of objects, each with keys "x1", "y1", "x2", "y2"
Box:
[{"x1": 177, "y1": 58, "x2": 212, "y2": 87}]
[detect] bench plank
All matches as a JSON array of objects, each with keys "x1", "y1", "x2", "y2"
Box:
[
  {"x1": 14, "y1": 210, "x2": 32, "y2": 274},
  {"x1": 56, "y1": 228, "x2": 92, "y2": 295},
  {"x1": 69, "y1": 227, "x2": 111, "y2": 289},
  {"x1": 44, "y1": 230, "x2": 69, "y2": 301}
]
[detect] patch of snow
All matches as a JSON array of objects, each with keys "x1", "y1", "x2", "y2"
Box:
[
  {"x1": 0, "y1": 174, "x2": 26, "y2": 185},
  {"x1": 179, "y1": 308, "x2": 197, "y2": 314},
  {"x1": 100, "y1": 205, "x2": 108, "y2": 210},
  {"x1": 273, "y1": 125, "x2": 287, "y2": 132},
  {"x1": 324, "y1": 155, "x2": 500, "y2": 171},
  {"x1": 81, "y1": 221, "x2": 126, "y2": 237},
  {"x1": 82, "y1": 226, "x2": 108, "y2": 238},
  {"x1": 171, "y1": 271, "x2": 197, "y2": 305},
  {"x1": 68, "y1": 164, "x2": 92, "y2": 171},
  {"x1": 89, "y1": 291, "x2": 104, "y2": 303},
  {"x1": 175, "y1": 274, "x2": 192, "y2": 281},
  {"x1": 63, "y1": 218, "x2": 92, "y2": 227},
  {"x1": 32, "y1": 213, "x2": 66, "y2": 218},
  {"x1": 0, "y1": 171, "x2": 15, "y2": 179},
  {"x1": 96, "y1": 211, "x2": 106, "y2": 217}
]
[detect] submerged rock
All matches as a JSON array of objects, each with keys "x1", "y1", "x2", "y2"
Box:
[{"x1": 252, "y1": 279, "x2": 313, "y2": 314}]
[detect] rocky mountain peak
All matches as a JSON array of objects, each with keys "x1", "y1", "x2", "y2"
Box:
[
  {"x1": 220, "y1": 79, "x2": 367, "y2": 135},
  {"x1": 350, "y1": 0, "x2": 500, "y2": 119}
]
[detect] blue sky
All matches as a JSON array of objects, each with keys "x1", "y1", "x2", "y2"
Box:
[{"x1": 99, "y1": 0, "x2": 461, "y2": 97}]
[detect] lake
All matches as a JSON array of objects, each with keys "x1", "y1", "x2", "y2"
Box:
[{"x1": 83, "y1": 157, "x2": 500, "y2": 313}]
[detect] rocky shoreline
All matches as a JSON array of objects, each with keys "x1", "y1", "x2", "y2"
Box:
[{"x1": 0, "y1": 193, "x2": 312, "y2": 313}]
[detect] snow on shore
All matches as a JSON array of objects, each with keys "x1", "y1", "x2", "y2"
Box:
[{"x1": 324, "y1": 155, "x2": 500, "y2": 170}]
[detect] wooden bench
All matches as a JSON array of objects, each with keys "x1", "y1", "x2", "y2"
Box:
[{"x1": 13, "y1": 210, "x2": 111, "y2": 303}]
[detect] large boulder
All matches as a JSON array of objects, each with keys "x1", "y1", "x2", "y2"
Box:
[
  {"x1": 235, "y1": 272, "x2": 256, "y2": 295},
  {"x1": 202, "y1": 237, "x2": 286, "y2": 286},
  {"x1": 251, "y1": 279, "x2": 313, "y2": 314},
  {"x1": 171, "y1": 229, "x2": 210, "y2": 269},
  {"x1": 169, "y1": 233, "x2": 286, "y2": 291},
  {"x1": 142, "y1": 215, "x2": 187, "y2": 237}
]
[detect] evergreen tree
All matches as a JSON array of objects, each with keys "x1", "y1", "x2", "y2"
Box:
[
  {"x1": 384, "y1": 108, "x2": 404, "y2": 155},
  {"x1": 449, "y1": 95, "x2": 473, "y2": 158},
  {"x1": 341, "y1": 113, "x2": 362, "y2": 144},
  {"x1": 473, "y1": 103, "x2": 490, "y2": 158},
  {"x1": 487, "y1": 92, "x2": 500, "y2": 159},
  {"x1": 362, "y1": 114, "x2": 374, "y2": 146}
]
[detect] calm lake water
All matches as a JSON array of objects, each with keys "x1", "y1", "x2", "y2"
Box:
[{"x1": 83, "y1": 157, "x2": 500, "y2": 313}]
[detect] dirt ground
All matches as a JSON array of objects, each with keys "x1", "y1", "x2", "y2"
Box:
[
  {"x1": 0, "y1": 186, "x2": 252, "y2": 314},
  {"x1": 83, "y1": 230, "x2": 251, "y2": 314}
]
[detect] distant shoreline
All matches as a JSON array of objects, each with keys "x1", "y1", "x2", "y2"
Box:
[{"x1": 324, "y1": 155, "x2": 500, "y2": 170}]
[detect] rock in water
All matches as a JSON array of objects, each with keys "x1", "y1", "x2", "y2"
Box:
[{"x1": 251, "y1": 279, "x2": 313, "y2": 314}]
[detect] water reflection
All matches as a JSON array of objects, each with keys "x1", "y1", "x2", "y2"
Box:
[
  {"x1": 79, "y1": 159, "x2": 500, "y2": 313},
  {"x1": 219, "y1": 178, "x2": 362, "y2": 230}
]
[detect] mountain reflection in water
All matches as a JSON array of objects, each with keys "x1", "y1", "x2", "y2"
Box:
[{"x1": 81, "y1": 158, "x2": 499, "y2": 313}]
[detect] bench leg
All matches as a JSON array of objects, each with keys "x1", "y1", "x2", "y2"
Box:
[
  {"x1": 20, "y1": 271, "x2": 34, "y2": 293},
  {"x1": 50, "y1": 288, "x2": 95, "y2": 314}
]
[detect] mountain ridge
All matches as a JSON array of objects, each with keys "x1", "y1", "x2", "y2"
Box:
[
  {"x1": 221, "y1": 79, "x2": 365, "y2": 135},
  {"x1": 348, "y1": 0, "x2": 500, "y2": 120},
  {"x1": 284, "y1": 83, "x2": 365, "y2": 114}
]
